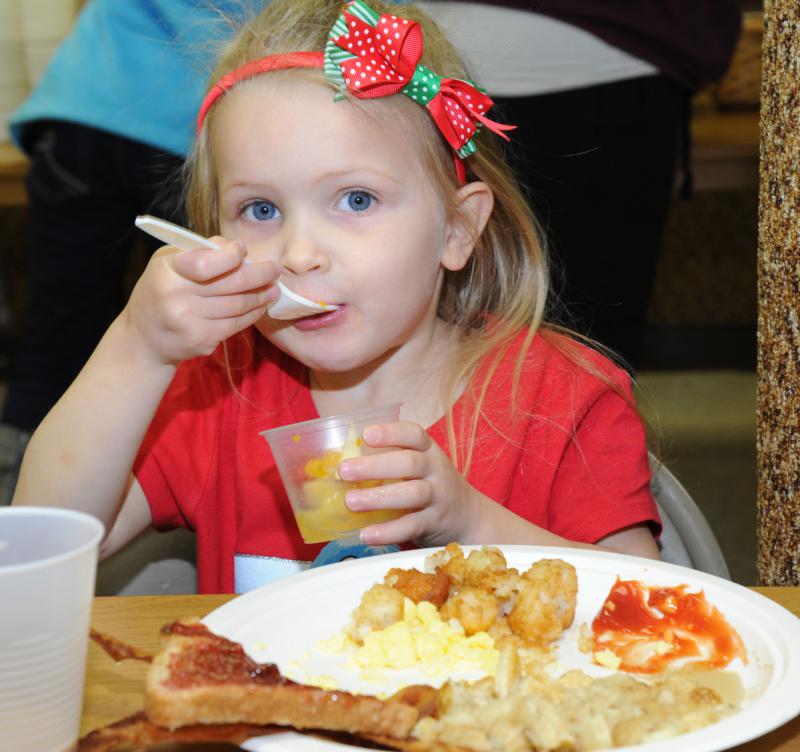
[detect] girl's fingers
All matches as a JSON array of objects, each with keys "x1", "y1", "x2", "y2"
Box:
[
  {"x1": 226, "y1": 305, "x2": 273, "y2": 335},
  {"x1": 194, "y1": 288, "x2": 274, "y2": 320},
  {"x1": 362, "y1": 421, "x2": 432, "y2": 451},
  {"x1": 338, "y1": 420, "x2": 435, "y2": 484},
  {"x1": 204, "y1": 260, "x2": 281, "y2": 296},
  {"x1": 345, "y1": 478, "x2": 430, "y2": 511},
  {"x1": 339, "y1": 448, "x2": 427, "y2": 482},
  {"x1": 169, "y1": 245, "x2": 280, "y2": 298},
  {"x1": 170, "y1": 242, "x2": 246, "y2": 282},
  {"x1": 359, "y1": 510, "x2": 425, "y2": 546},
  {"x1": 199, "y1": 303, "x2": 271, "y2": 346}
]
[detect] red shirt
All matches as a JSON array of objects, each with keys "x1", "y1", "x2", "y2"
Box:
[{"x1": 135, "y1": 329, "x2": 659, "y2": 593}]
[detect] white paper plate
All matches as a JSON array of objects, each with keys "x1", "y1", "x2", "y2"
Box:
[{"x1": 202, "y1": 546, "x2": 800, "y2": 752}]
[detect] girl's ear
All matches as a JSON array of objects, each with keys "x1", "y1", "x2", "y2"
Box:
[{"x1": 441, "y1": 181, "x2": 494, "y2": 271}]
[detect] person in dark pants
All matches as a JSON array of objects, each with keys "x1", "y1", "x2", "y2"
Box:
[
  {"x1": 4, "y1": 121, "x2": 185, "y2": 432},
  {"x1": 419, "y1": 0, "x2": 741, "y2": 369},
  {"x1": 0, "y1": 123, "x2": 185, "y2": 504},
  {"x1": 493, "y1": 75, "x2": 686, "y2": 366}
]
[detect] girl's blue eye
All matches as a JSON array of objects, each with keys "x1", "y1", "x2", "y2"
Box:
[
  {"x1": 338, "y1": 190, "x2": 374, "y2": 213},
  {"x1": 244, "y1": 200, "x2": 280, "y2": 222}
]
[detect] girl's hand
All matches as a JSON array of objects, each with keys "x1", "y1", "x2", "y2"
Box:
[
  {"x1": 338, "y1": 421, "x2": 482, "y2": 547},
  {"x1": 339, "y1": 423, "x2": 662, "y2": 559},
  {"x1": 122, "y1": 239, "x2": 280, "y2": 365}
]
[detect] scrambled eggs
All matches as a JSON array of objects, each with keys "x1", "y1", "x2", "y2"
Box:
[{"x1": 320, "y1": 597, "x2": 498, "y2": 680}]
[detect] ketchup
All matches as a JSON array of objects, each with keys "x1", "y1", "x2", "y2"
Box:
[{"x1": 591, "y1": 579, "x2": 747, "y2": 674}]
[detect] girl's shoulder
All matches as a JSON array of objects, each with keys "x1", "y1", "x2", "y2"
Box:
[
  {"x1": 502, "y1": 326, "x2": 632, "y2": 390},
  {"x1": 459, "y1": 326, "x2": 638, "y2": 449},
  {"x1": 477, "y1": 326, "x2": 636, "y2": 422}
]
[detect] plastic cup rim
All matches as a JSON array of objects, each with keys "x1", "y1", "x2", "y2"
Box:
[
  {"x1": 0, "y1": 506, "x2": 104, "y2": 576},
  {"x1": 260, "y1": 401, "x2": 404, "y2": 441}
]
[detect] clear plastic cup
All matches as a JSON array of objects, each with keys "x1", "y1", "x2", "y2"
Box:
[
  {"x1": 262, "y1": 403, "x2": 406, "y2": 544},
  {"x1": 0, "y1": 507, "x2": 104, "y2": 752}
]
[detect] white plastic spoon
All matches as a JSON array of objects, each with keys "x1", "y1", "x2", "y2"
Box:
[{"x1": 134, "y1": 215, "x2": 339, "y2": 320}]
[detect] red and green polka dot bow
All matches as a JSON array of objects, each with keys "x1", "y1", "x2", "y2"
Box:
[{"x1": 323, "y1": 0, "x2": 515, "y2": 159}]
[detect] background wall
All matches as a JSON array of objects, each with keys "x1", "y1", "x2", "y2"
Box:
[{"x1": 0, "y1": 0, "x2": 83, "y2": 140}]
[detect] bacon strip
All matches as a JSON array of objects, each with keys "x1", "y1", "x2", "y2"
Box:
[
  {"x1": 89, "y1": 629, "x2": 153, "y2": 663},
  {"x1": 78, "y1": 711, "x2": 283, "y2": 751}
]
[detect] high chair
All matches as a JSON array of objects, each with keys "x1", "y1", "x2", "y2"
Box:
[
  {"x1": 650, "y1": 454, "x2": 731, "y2": 579},
  {"x1": 95, "y1": 527, "x2": 197, "y2": 596}
]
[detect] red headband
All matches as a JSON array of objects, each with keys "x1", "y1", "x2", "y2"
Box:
[
  {"x1": 197, "y1": 50, "x2": 469, "y2": 184},
  {"x1": 195, "y1": 2, "x2": 515, "y2": 186},
  {"x1": 196, "y1": 51, "x2": 324, "y2": 135}
]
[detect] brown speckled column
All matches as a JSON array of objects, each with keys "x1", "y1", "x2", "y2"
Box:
[{"x1": 757, "y1": 1, "x2": 800, "y2": 584}]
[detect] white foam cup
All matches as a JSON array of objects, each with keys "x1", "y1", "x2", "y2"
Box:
[{"x1": 0, "y1": 507, "x2": 104, "y2": 752}]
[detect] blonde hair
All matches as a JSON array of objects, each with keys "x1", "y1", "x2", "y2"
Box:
[{"x1": 185, "y1": 0, "x2": 612, "y2": 472}]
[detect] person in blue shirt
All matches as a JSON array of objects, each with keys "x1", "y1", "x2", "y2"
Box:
[{"x1": 0, "y1": 0, "x2": 252, "y2": 504}]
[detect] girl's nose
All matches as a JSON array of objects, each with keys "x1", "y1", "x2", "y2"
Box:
[{"x1": 279, "y1": 222, "x2": 328, "y2": 275}]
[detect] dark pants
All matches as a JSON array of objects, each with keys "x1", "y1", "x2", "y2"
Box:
[
  {"x1": 2, "y1": 121, "x2": 186, "y2": 430},
  {"x1": 493, "y1": 74, "x2": 688, "y2": 368}
]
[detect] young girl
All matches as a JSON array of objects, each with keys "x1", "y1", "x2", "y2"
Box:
[{"x1": 13, "y1": 0, "x2": 660, "y2": 593}]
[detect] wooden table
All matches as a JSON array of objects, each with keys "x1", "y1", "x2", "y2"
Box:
[{"x1": 83, "y1": 589, "x2": 800, "y2": 750}]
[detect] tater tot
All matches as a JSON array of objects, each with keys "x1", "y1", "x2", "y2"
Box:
[
  {"x1": 347, "y1": 583, "x2": 405, "y2": 643},
  {"x1": 522, "y1": 558, "x2": 578, "y2": 629},
  {"x1": 425, "y1": 542, "x2": 467, "y2": 584},
  {"x1": 441, "y1": 586, "x2": 501, "y2": 636},
  {"x1": 463, "y1": 546, "x2": 508, "y2": 580},
  {"x1": 508, "y1": 559, "x2": 578, "y2": 645},
  {"x1": 384, "y1": 567, "x2": 451, "y2": 608},
  {"x1": 423, "y1": 545, "x2": 578, "y2": 651}
]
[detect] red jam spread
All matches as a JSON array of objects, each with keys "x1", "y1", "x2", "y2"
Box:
[
  {"x1": 162, "y1": 621, "x2": 289, "y2": 689},
  {"x1": 591, "y1": 578, "x2": 747, "y2": 673}
]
